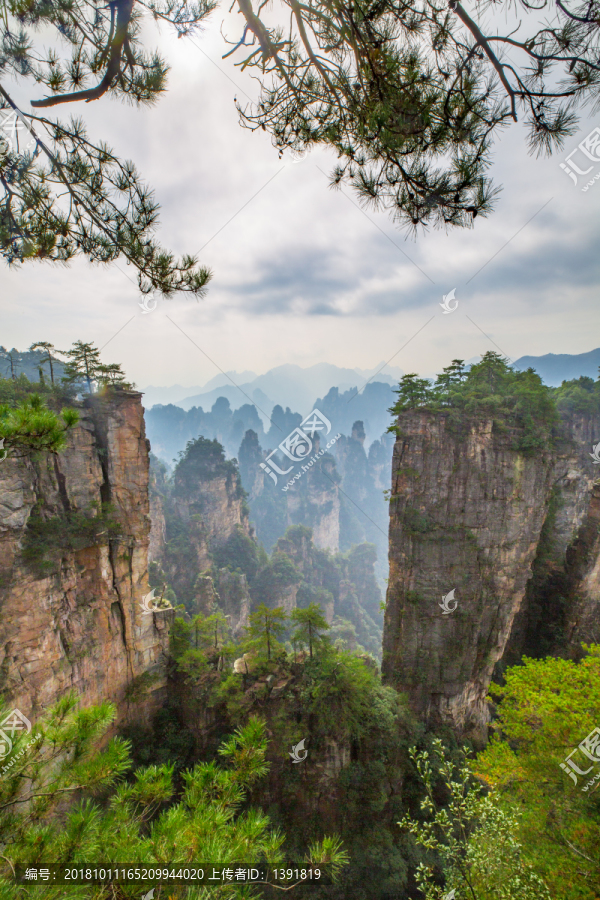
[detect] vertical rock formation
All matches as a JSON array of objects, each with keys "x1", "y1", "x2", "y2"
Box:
[
  {"x1": 381, "y1": 412, "x2": 559, "y2": 739},
  {"x1": 151, "y1": 437, "x2": 254, "y2": 635},
  {"x1": 285, "y1": 440, "x2": 341, "y2": 552},
  {"x1": 501, "y1": 412, "x2": 600, "y2": 665},
  {"x1": 0, "y1": 390, "x2": 172, "y2": 725},
  {"x1": 382, "y1": 409, "x2": 600, "y2": 739}
]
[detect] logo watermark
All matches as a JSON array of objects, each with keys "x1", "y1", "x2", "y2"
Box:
[
  {"x1": 440, "y1": 288, "x2": 458, "y2": 314},
  {"x1": 589, "y1": 441, "x2": 600, "y2": 464},
  {"x1": 443, "y1": 891, "x2": 456, "y2": 900},
  {"x1": 289, "y1": 739, "x2": 308, "y2": 763},
  {"x1": 138, "y1": 295, "x2": 157, "y2": 314},
  {"x1": 0, "y1": 109, "x2": 36, "y2": 154},
  {"x1": 0, "y1": 709, "x2": 31, "y2": 760},
  {"x1": 560, "y1": 126, "x2": 600, "y2": 191},
  {"x1": 140, "y1": 589, "x2": 173, "y2": 615},
  {"x1": 560, "y1": 725, "x2": 600, "y2": 790},
  {"x1": 281, "y1": 433, "x2": 341, "y2": 492},
  {"x1": 0, "y1": 438, "x2": 7, "y2": 462},
  {"x1": 0, "y1": 708, "x2": 41, "y2": 775},
  {"x1": 439, "y1": 589, "x2": 458, "y2": 615},
  {"x1": 260, "y1": 408, "x2": 333, "y2": 490}
]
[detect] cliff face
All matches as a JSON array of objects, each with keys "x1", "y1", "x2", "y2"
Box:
[
  {"x1": 381, "y1": 410, "x2": 600, "y2": 739},
  {"x1": 151, "y1": 440, "x2": 254, "y2": 635},
  {"x1": 284, "y1": 445, "x2": 341, "y2": 552},
  {"x1": 0, "y1": 391, "x2": 172, "y2": 725}
]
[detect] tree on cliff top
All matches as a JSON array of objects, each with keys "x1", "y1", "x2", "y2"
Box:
[
  {"x1": 61, "y1": 340, "x2": 132, "y2": 393},
  {"x1": 291, "y1": 602, "x2": 330, "y2": 659},
  {"x1": 388, "y1": 351, "x2": 560, "y2": 452},
  {"x1": 244, "y1": 603, "x2": 288, "y2": 661},
  {"x1": 2, "y1": 0, "x2": 599, "y2": 296}
]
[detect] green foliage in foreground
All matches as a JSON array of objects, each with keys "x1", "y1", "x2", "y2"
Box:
[
  {"x1": 474, "y1": 647, "x2": 600, "y2": 899},
  {"x1": 167, "y1": 607, "x2": 600, "y2": 898},
  {"x1": 0, "y1": 392, "x2": 79, "y2": 458},
  {"x1": 403, "y1": 740, "x2": 551, "y2": 900},
  {"x1": 0, "y1": 695, "x2": 348, "y2": 899}
]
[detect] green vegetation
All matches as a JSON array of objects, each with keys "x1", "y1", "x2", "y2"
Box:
[
  {"x1": 62, "y1": 340, "x2": 133, "y2": 393},
  {"x1": 167, "y1": 605, "x2": 415, "y2": 899},
  {"x1": 403, "y1": 740, "x2": 551, "y2": 899},
  {"x1": 388, "y1": 355, "x2": 600, "y2": 457},
  {"x1": 388, "y1": 352, "x2": 561, "y2": 454},
  {"x1": 22, "y1": 502, "x2": 122, "y2": 578},
  {"x1": 290, "y1": 603, "x2": 330, "y2": 658},
  {"x1": 244, "y1": 603, "x2": 289, "y2": 661},
  {"x1": 173, "y1": 436, "x2": 242, "y2": 489},
  {"x1": 474, "y1": 648, "x2": 600, "y2": 899},
  {"x1": 0, "y1": 393, "x2": 79, "y2": 458},
  {"x1": 213, "y1": 524, "x2": 261, "y2": 582},
  {"x1": 0, "y1": 695, "x2": 347, "y2": 898},
  {"x1": 554, "y1": 374, "x2": 600, "y2": 416}
]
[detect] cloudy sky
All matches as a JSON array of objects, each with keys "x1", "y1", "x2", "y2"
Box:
[{"x1": 1, "y1": 4, "x2": 599, "y2": 393}]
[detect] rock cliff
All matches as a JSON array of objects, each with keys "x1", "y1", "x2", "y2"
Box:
[
  {"x1": 381, "y1": 409, "x2": 600, "y2": 740},
  {"x1": 0, "y1": 390, "x2": 172, "y2": 726}
]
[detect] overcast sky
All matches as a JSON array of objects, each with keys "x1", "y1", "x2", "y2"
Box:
[{"x1": 1, "y1": 5, "x2": 599, "y2": 391}]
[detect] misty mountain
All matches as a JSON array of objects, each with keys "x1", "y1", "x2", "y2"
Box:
[
  {"x1": 0, "y1": 346, "x2": 66, "y2": 383},
  {"x1": 511, "y1": 347, "x2": 600, "y2": 386},
  {"x1": 142, "y1": 361, "x2": 404, "y2": 417}
]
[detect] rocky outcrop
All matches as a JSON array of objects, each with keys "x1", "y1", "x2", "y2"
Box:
[
  {"x1": 381, "y1": 409, "x2": 600, "y2": 739},
  {"x1": 0, "y1": 390, "x2": 172, "y2": 726},
  {"x1": 500, "y1": 413, "x2": 600, "y2": 667},
  {"x1": 285, "y1": 443, "x2": 341, "y2": 552}
]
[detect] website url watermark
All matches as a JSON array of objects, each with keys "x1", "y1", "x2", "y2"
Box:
[
  {"x1": 282, "y1": 434, "x2": 341, "y2": 492},
  {"x1": 259, "y1": 408, "x2": 335, "y2": 490}
]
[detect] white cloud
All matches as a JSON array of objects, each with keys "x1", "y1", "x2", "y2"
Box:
[{"x1": 1, "y1": 6, "x2": 599, "y2": 389}]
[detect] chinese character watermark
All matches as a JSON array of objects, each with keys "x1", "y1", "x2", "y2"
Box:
[
  {"x1": 559, "y1": 126, "x2": 600, "y2": 192},
  {"x1": 0, "y1": 109, "x2": 36, "y2": 155},
  {"x1": 560, "y1": 726, "x2": 600, "y2": 791},
  {"x1": 260, "y1": 409, "x2": 336, "y2": 491}
]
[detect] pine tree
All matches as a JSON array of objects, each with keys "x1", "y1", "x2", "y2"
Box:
[
  {"x1": 29, "y1": 342, "x2": 58, "y2": 385},
  {"x1": 0, "y1": 394, "x2": 79, "y2": 457},
  {"x1": 0, "y1": 695, "x2": 349, "y2": 893},
  {"x1": 245, "y1": 604, "x2": 287, "y2": 661},
  {"x1": 291, "y1": 602, "x2": 330, "y2": 659},
  {"x1": 96, "y1": 362, "x2": 133, "y2": 390},
  {"x1": 388, "y1": 374, "x2": 432, "y2": 415},
  {"x1": 61, "y1": 341, "x2": 102, "y2": 394}
]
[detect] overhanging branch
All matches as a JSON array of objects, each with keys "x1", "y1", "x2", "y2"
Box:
[{"x1": 31, "y1": 0, "x2": 134, "y2": 107}]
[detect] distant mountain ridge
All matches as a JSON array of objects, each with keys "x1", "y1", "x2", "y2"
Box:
[
  {"x1": 141, "y1": 361, "x2": 404, "y2": 415},
  {"x1": 511, "y1": 348, "x2": 600, "y2": 386}
]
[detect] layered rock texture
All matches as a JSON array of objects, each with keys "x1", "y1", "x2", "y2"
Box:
[
  {"x1": 0, "y1": 390, "x2": 172, "y2": 725},
  {"x1": 149, "y1": 438, "x2": 254, "y2": 636},
  {"x1": 381, "y1": 410, "x2": 600, "y2": 739}
]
